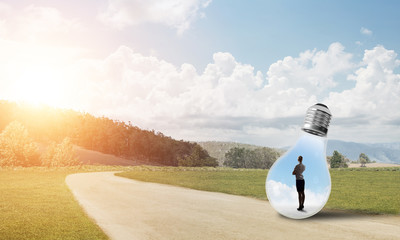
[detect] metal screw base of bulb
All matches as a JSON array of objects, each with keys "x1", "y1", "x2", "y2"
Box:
[{"x1": 301, "y1": 103, "x2": 331, "y2": 137}]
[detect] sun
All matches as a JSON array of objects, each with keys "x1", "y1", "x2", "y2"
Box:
[
  {"x1": 4, "y1": 43, "x2": 77, "y2": 108},
  {"x1": 11, "y1": 64, "x2": 65, "y2": 106}
]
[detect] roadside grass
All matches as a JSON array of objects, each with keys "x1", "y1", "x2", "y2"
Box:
[
  {"x1": 120, "y1": 167, "x2": 269, "y2": 199},
  {"x1": 328, "y1": 168, "x2": 400, "y2": 214},
  {"x1": 117, "y1": 166, "x2": 400, "y2": 215},
  {"x1": 1, "y1": 165, "x2": 398, "y2": 240},
  {"x1": 0, "y1": 166, "x2": 134, "y2": 240}
]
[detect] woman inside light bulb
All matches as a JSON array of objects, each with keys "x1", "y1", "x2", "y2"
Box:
[
  {"x1": 266, "y1": 103, "x2": 332, "y2": 219},
  {"x1": 292, "y1": 156, "x2": 305, "y2": 211}
]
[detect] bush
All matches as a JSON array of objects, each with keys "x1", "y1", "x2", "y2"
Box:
[
  {"x1": 0, "y1": 121, "x2": 40, "y2": 166},
  {"x1": 41, "y1": 138, "x2": 81, "y2": 167}
]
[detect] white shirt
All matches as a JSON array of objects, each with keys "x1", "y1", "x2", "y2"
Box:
[{"x1": 293, "y1": 163, "x2": 306, "y2": 180}]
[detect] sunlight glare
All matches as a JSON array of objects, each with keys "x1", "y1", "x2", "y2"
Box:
[{"x1": 11, "y1": 64, "x2": 65, "y2": 106}]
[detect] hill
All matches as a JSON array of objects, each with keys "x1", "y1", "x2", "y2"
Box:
[
  {"x1": 37, "y1": 143, "x2": 143, "y2": 166},
  {"x1": 0, "y1": 100, "x2": 217, "y2": 167},
  {"x1": 74, "y1": 146, "x2": 149, "y2": 166},
  {"x1": 327, "y1": 140, "x2": 400, "y2": 164}
]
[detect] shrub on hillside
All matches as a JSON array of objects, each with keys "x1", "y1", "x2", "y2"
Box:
[
  {"x1": 41, "y1": 138, "x2": 81, "y2": 167},
  {"x1": 0, "y1": 121, "x2": 40, "y2": 166}
]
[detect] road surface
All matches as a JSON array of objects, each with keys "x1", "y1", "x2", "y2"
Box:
[{"x1": 66, "y1": 172, "x2": 400, "y2": 240}]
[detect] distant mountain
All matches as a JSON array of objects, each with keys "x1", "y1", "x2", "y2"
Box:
[
  {"x1": 197, "y1": 141, "x2": 283, "y2": 166},
  {"x1": 367, "y1": 142, "x2": 400, "y2": 151},
  {"x1": 198, "y1": 140, "x2": 400, "y2": 165},
  {"x1": 327, "y1": 140, "x2": 400, "y2": 164}
]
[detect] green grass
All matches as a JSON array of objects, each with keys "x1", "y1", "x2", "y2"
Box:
[
  {"x1": 119, "y1": 166, "x2": 269, "y2": 199},
  {"x1": 1, "y1": 165, "x2": 398, "y2": 240},
  {"x1": 328, "y1": 168, "x2": 400, "y2": 214},
  {"x1": 0, "y1": 166, "x2": 135, "y2": 240},
  {"x1": 117, "y1": 166, "x2": 400, "y2": 215}
]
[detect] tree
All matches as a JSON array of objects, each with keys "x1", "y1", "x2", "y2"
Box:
[
  {"x1": 0, "y1": 121, "x2": 40, "y2": 166},
  {"x1": 41, "y1": 138, "x2": 81, "y2": 167},
  {"x1": 330, "y1": 150, "x2": 348, "y2": 168},
  {"x1": 360, "y1": 157, "x2": 367, "y2": 167},
  {"x1": 253, "y1": 147, "x2": 280, "y2": 169},
  {"x1": 178, "y1": 144, "x2": 218, "y2": 167},
  {"x1": 224, "y1": 147, "x2": 246, "y2": 168},
  {"x1": 359, "y1": 153, "x2": 370, "y2": 167}
]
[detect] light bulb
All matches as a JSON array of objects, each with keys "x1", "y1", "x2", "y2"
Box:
[{"x1": 266, "y1": 103, "x2": 332, "y2": 219}]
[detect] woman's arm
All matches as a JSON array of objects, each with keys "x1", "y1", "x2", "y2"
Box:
[{"x1": 292, "y1": 165, "x2": 298, "y2": 175}]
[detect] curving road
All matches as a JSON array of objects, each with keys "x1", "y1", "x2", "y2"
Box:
[{"x1": 66, "y1": 172, "x2": 400, "y2": 240}]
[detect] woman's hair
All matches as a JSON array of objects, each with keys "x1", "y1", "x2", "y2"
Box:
[{"x1": 298, "y1": 156, "x2": 303, "y2": 162}]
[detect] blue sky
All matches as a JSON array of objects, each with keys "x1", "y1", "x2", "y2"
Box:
[
  {"x1": 267, "y1": 133, "x2": 330, "y2": 193},
  {"x1": 98, "y1": 0, "x2": 400, "y2": 72},
  {"x1": 0, "y1": 0, "x2": 399, "y2": 147}
]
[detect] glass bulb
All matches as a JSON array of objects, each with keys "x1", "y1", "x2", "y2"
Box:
[{"x1": 266, "y1": 103, "x2": 332, "y2": 219}]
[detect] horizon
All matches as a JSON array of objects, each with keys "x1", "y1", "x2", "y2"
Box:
[
  {"x1": 196, "y1": 138, "x2": 400, "y2": 149},
  {"x1": 8, "y1": 100, "x2": 400, "y2": 148},
  {"x1": 0, "y1": 1, "x2": 399, "y2": 147}
]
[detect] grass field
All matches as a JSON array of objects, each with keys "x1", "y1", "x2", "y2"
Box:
[
  {"x1": 1, "y1": 165, "x2": 398, "y2": 240},
  {"x1": 328, "y1": 168, "x2": 400, "y2": 214},
  {"x1": 0, "y1": 166, "x2": 133, "y2": 240},
  {"x1": 117, "y1": 166, "x2": 400, "y2": 215}
]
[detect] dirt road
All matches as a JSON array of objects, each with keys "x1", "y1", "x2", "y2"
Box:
[{"x1": 66, "y1": 172, "x2": 400, "y2": 240}]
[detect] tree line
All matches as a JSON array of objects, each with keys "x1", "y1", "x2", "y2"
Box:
[
  {"x1": 224, "y1": 147, "x2": 281, "y2": 169},
  {"x1": 223, "y1": 146, "x2": 373, "y2": 169},
  {"x1": 0, "y1": 101, "x2": 217, "y2": 167}
]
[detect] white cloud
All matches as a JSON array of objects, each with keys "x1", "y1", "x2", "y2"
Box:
[
  {"x1": 325, "y1": 45, "x2": 400, "y2": 142},
  {"x1": 66, "y1": 47, "x2": 312, "y2": 126},
  {"x1": 266, "y1": 42, "x2": 353, "y2": 99},
  {"x1": 266, "y1": 180, "x2": 330, "y2": 219},
  {"x1": 0, "y1": 4, "x2": 80, "y2": 43},
  {"x1": 56, "y1": 43, "x2": 400, "y2": 146},
  {"x1": 1, "y1": 36, "x2": 399, "y2": 146},
  {"x1": 0, "y1": 4, "x2": 397, "y2": 147},
  {"x1": 266, "y1": 180, "x2": 330, "y2": 207},
  {"x1": 360, "y1": 27, "x2": 372, "y2": 36},
  {"x1": 98, "y1": 0, "x2": 212, "y2": 34},
  {"x1": 326, "y1": 46, "x2": 400, "y2": 118}
]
